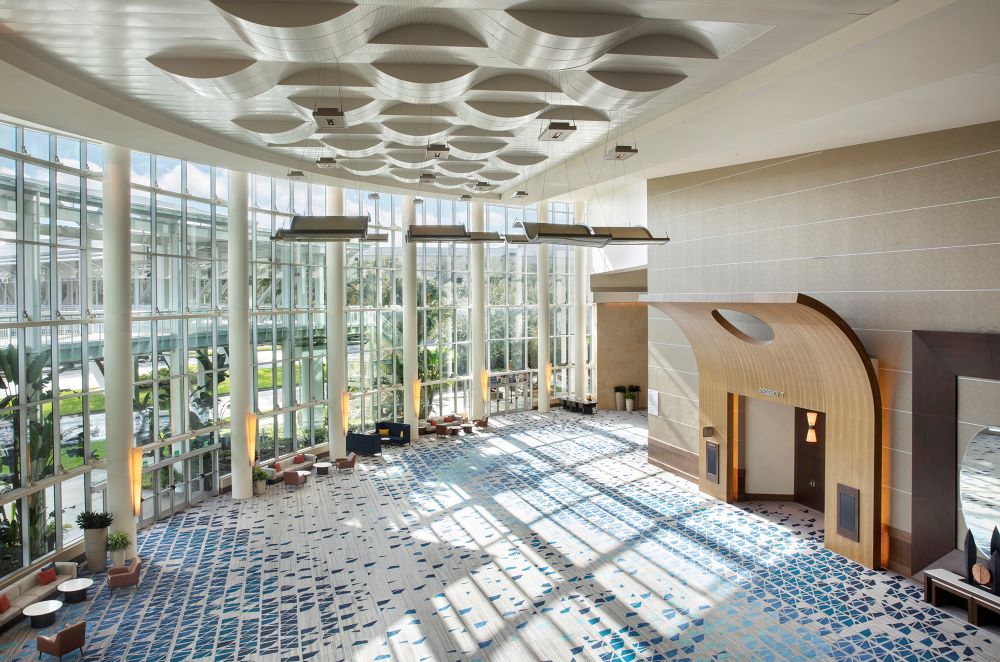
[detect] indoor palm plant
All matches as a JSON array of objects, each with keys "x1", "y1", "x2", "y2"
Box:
[
  {"x1": 76, "y1": 511, "x2": 113, "y2": 572},
  {"x1": 252, "y1": 466, "x2": 268, "y2": 496},
  {"x1": 614, "y1": 385, "x2": 626, "y2": 411},
  {"x1": 625, "y1": 386, "x2": 639, "y2": 412},
  {"x1": 106, "y1": 531, "x2": 132, "y2": 568}
]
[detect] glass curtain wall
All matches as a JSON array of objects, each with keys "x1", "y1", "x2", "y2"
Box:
[
  {"x1": 343, "y1": 190, "x2": 403, "y2": 432},
  {"x1": 415, "y1": 197, "x2": 470, "y2": 418},
  {"x1": 547, "y1": 202, "x2": 575, "y2": 396},
  {"x1": 0, "y1": 121, "x2": 104, "y2": 579},
  {"x1": 247, "y1": 175, "x2": 328, "y2": 465},
  {"x1": 485, "y1": 203, "x2": 538, "y2": 408}
]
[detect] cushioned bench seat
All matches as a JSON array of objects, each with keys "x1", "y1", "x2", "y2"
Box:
[
  {"x1": 0, "y1": 561, "x2": 78, "y2": 629},
  {"x1": 262, "y1": 453, "x2": 316, "y2": 484}
]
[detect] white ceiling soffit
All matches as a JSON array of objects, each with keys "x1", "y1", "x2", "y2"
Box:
[
  {"x1": 0, "y1": 0, "x2": 932, "y2": 197},
  {"x1": 533, "y1": 0, "x2": 1000, "y2": 205}
]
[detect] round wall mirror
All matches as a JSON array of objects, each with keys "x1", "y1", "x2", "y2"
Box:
[
  {"x1": 959, "y1": 427, "x2": 1000, "y2": 555},
  {"x1": 711, "y1": 309, "x2": 775, "y2": 344}
]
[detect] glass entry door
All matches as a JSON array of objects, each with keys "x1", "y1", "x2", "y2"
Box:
[
  {"x1": 139, "y1": 448, "x2": 219, "y2": 528},
  {"x1": 489, "y1": 371, "x2": 534, "y2": 414}
]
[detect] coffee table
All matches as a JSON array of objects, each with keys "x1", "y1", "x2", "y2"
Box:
[
  {"x1": 314, "y1": 461, "x2": 332, "y2": 476},
  {"x1": 23, "y1": 600, "x2": 62, "y2": 628},
  {"x1": 58, "y1": 577, "x2": 94, "y2": 603},
  {"x1": 461, "y1": 423, "x2": 474, "y2": 434}
]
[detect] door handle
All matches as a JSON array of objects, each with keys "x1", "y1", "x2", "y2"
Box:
[{"x1": 808, "y1": 479, "x2": 816, "y2": 487}]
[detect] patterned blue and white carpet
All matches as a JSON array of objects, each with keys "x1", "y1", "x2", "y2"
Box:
[{"x1": 1, "y1": 411, "x2": 997, "y2": 661}]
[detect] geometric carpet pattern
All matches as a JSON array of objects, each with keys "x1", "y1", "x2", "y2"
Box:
[{"x1": 1, "y1": 410, "x2": 997, "y2": 661}]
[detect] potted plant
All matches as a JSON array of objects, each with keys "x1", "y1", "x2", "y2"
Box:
[
  {"x1": 252, "y1": 466, "x2": 268, "y2": 496},
  {"x1": 76, "y1": 511, "x2": 113, "y2": 572},
  {"x1": 107, "y1": 532, "x2": 132, "y2": 569},
  {"x1": 625, "y1": 386, "x2": 639, "y2": 412},
  {"x1": 614, "y1": 385, "x2": 626, "y2": 411}
]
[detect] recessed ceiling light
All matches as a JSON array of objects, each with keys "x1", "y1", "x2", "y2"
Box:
[
  {"x1": 315, "y1": 157, "x2": 337, "y2": 168},
  {"x1": 539, "y1": 121, "x2": 576, "y2": 142},
  {"x1": 426, "y1": 144, "x2": 449, "y2": 159},
  {"x1": 312, "y1": 107, "x2": 345, "y2": 128},
  {"x1": 605, "y1": 145, "x2": 638, "y2": 161}
]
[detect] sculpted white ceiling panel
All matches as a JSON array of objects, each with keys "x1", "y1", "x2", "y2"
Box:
[
  {"x1": 211, "y1": 1, "x2": 379, "y2": 62},
  {"x1": 0, "y1": 0, "x2": 896, "y2": 196},
  {"x1": 147, "y1": 56, "x2": 276, "y2": 99},
  {"x1": 232, "y1": 116, "x2": 314, "y2": 143}
]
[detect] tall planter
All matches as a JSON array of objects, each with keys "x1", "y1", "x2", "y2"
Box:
[
  {"x1": 84, "y1": 528, "x2": 108, "y2": 572},
  {"x1": 625, "y1": 397, "x2": 635, "y2": 412},
  {"x1": 614, "y1": 392, "x2": 625, "y2": 411}
]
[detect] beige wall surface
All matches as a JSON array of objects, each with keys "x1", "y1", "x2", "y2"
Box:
[
  {"x1": 646, "y1": 120, "x2": 1000, "y2": 543},
  {"x1": 596, "y1": 303, "x2": 648, "y2": 411},
  {"x1": 744, "y1": 397, "x2": 796, "y2": 497}
]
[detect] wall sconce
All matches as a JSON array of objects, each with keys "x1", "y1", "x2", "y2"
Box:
[
  {"x1": 413, "y1": 379, "x2": 422, "y2": 417},
  {"x1": 806, "y1": 411, "x2": 819, "y2": 443},
  {"x1": 130, "y1": 447, "x2": 144, "y2": 516},
  {"x1": 340, "y1": 391, "x2": 350, "y2": 436},
  {"x1": 246, "y1": 412, "x2": 257, "y2": 466},
  {"x1": 480, "y1": 369, "x2": 489, "y2": 404},
  {"x1": 544, "y1": 362, "x2": 553, "y2": 397}
]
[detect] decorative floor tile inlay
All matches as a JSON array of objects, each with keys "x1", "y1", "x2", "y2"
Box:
[{"x1": 1, "y1": 411, "x2": 997, "y2": 661}]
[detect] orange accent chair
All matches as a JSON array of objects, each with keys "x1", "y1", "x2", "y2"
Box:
[
  {"x1": 335, "y1": 452, "x2": 357, "y2": 473},
  {"x1": 283, "y1": 470, "x2": 307, "y2": 488},
  {"x1": 37, "y1": 621, "x2": 85, "y2": 660},
  {"x1": 108, "y1": 556, "x2": 141, "y2": 591},
  {"x1": 474, "y1": 415, "x2": 489, "y2": 429}
]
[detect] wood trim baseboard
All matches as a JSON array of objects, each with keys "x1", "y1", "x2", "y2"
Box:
[{"x1": 648, "y1": 436, "x2": 699, "y2": 483}]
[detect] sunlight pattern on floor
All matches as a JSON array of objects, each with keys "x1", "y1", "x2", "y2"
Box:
[{"x1": 0, "y1": 410, "x2": 996, "y2": 661}]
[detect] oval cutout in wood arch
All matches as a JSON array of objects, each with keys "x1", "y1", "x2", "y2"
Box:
[{"x1": 711, "y1": 308, "x2": 775, "y2": 344}]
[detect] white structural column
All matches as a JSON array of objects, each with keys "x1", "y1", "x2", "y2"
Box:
[
  {"x1": 469, "y1": 200, "x2": 487, "y2": 420},
  {"x1": 536, "y1": 201, "x2": 551, "y2": 412},
  {"x1": 227, "y1": 171, "x2": 252, "y2": 499},
  {"x1": 402, "y1": 196, "x2": 419, "y2": 436},
  {"x1": 102, "y1": 143, "x2": 138, "y2": 549},
  {"x1": 326, "y1": 187, "x2": 347, "y2": 458},
  {"x1": 573, "y1": 200, "x2": 589, "y2": 398}
]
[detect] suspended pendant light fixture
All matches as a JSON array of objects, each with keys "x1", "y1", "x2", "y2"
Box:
[{"x1": 272, "y1": 215, "x2": 388, "y2": 242}]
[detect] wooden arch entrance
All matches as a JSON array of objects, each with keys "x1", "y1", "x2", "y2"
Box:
[{"x1": 643, "y1": 293, "x2": 882, "y2": 568}]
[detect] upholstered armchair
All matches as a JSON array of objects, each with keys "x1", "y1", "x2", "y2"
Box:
[
  {"x1": 37, "y1": 621, "x2": 85, "y2": 660},
  {"x1": 474, "y1": 415, "x2": 489, "y2": 429},
  {"x1": 283, "y1": 471, "x2": 307, "y2": 488},
  {"x1": 335, "y1": 452, "x2": 357, "y2": 473},
  {"x1": 108, "y1": 556, "x2": 141, "y2": 591}
]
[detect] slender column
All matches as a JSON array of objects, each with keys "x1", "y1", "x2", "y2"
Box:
[
  {"x1": 536, "y1": 202, "x2": 550, "y2": 412},
  {"x1": 325, "y1": 187, "x2": 347, "y2": 457},
  {"x1": 103, "y1": 143, "x2": 138, "y2": 550},
  {"x1": 573, "y1": 200, "x2": 588, "y2": 398},
  {"x1": 402, "y1": 196, "x2": 419, "y2": 436},
  {"x1": 227, "y1": 171, "x2": 252, "y2": 499},
  {"x1": 469, "y1": 200, "x2": 487, "y2": 420}
]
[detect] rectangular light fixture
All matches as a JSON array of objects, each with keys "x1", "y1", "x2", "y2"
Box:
[
  {"x1": 589, "y1": 226, "x2": 670, "y2": 246},
  {"x1": 315, "y1": 157, "x2": 337, "y2": 168},
  {"x1": 286, "y1": 170, "x2": 306, "y2": 180},
  {"x1": 513, "y1": 221, "x2": 607, "y2": 247},
  {"x1": 605, "y1": 145, "x2": 638, "y2": 161},
  {"x1": 473, "y1": 181, "x2": 491, "y2": 192},
  {"x1": 367, "y1": 192, "x2": 380, "y2": 201},
  {"x1": 419, "y1": 172, "x2": 436, "y2": 184},
  {"x1": 313, "y1": 107, "x2": 345, "y2": 128},
  {"x1": 459, "y1": 194, "x2": 472, "y2": 201},
  {"x1": 513, "y1": 190, "x2": 528, "y2": 199},
  {"x1": 426, "y1": 143, "x2": 449, "y2": 159},
  {"x1": 405, "y1": 224, "x2": 503, "y2": 243},
  {"x1": 539, "y1": 121, "x2": 576, "y2": 141},
  {"x1": 272, "y1": 215, "x2": 387, "y2": 242}
]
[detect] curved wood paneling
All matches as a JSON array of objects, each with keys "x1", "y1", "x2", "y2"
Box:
[{"x1": 643, "y1": 293, "x2": 882, "y2": 568}]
